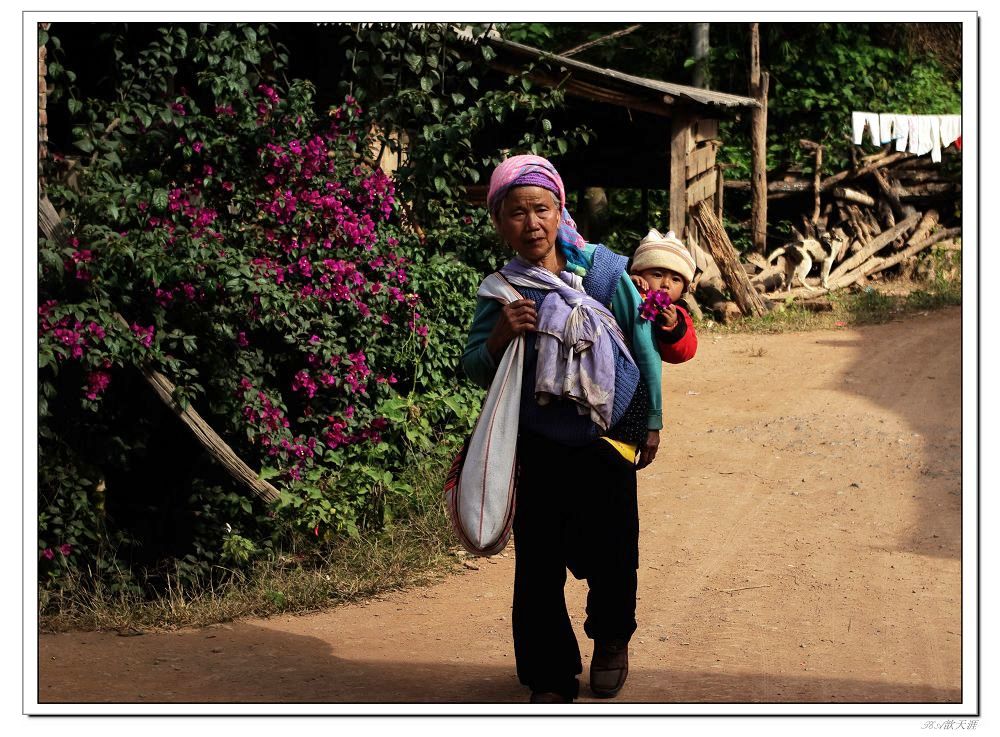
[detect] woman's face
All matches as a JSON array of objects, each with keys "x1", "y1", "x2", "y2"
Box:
[{"x1": 495, "y1": 186, "x2": 562, "y2": 271}]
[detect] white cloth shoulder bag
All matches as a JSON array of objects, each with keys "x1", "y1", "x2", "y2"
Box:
[{"x1": 444, "y1": 273, "x2": 525, "y2": 556}]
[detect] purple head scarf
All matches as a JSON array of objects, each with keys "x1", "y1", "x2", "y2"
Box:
[{"x1": 486, "y1": 154, "x2": 587, "y2": 251}]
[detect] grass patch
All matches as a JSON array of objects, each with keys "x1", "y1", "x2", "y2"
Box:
[
  {"x1": 700, "y1": 273, "x2": 961, "y2": 336},
  {"x1": 39, "y1": 461, "x2": 465, "y2": 633}
]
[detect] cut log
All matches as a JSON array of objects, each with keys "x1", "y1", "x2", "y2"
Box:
[
  {"x1": 872, "y1": 167, "x2": 906, "y2": 218},
  {"x1": 819, "y1": 152, "x2": 915, "y2": 192},
  {"x1": 691, "y1": 200, "x2": 769, "y2": 317},
  {"x1": 828, "y1": 212, "x2": 921, "y2": 281},
  {"x1": 906, "y1": 209, "x2": 939, "y2": 247},
  {"x1": 897, "y1": 182, "x2": 960, "y2": 199},
  {"x1": 892, "y1": 168, "x2": 956, "y2": 184},
  {"x1": 38, "y1": 194, "x2": 281, "y2": 505},
  {"x1": 833, "y1": 187, "x2": 876, "y2": 207}
]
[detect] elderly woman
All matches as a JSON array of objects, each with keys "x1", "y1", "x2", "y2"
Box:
[{"x1": 462, "y1": 155, "x2": 662, "y2": 703}]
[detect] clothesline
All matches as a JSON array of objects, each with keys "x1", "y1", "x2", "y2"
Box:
[{"x1": 852, "y1": 112, "x2": 961, "y2": 163}]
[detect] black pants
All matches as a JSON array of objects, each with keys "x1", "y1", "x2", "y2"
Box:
[{"x1": 511, "y1": 432, "x2": 639, "y2": 699}]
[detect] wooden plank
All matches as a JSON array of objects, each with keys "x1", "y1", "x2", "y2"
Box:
[
  {"x1": 687, "y1": 169, "x2": 718, "y2": 208},
  {"x1": 670, "y1": 112, "x2": 692, "y2": 237},
  {"x1": 693, "y1": 118, "x2": 719, "y2": 143},
  {"x1": 686, "y1": 142, "x2": 717, "y2": 180}
]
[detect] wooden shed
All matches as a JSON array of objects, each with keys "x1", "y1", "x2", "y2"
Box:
[{"x1": 469, "y1": 33, "x2": 761, "y2": 253}]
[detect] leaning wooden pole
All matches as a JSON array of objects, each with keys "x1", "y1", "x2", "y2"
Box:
[
  {"x1": 693, "y1": 201, "x2": 769, "y2": 317},
  {"x1": 749, "y1": 23, "x2": 769, "y2": 254},
  {"x1": 38, "y1": 194, "x2": 280, "y2": 504}
]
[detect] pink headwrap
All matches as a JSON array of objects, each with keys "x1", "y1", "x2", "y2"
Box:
[{"x1": 486, "y1": 154, "x2": 586, "y2": 251}]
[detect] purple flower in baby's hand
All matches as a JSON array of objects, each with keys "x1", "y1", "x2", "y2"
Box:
[{"x1": 639, "y1": 290, "x2": 672, "y2": 321}]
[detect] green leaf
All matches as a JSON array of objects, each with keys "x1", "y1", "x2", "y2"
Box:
[
  {"x1": 152, "y1": 189, "x2": 168, "y2": 210},
  {"x1": 67, "y1": 98, "x2": 82, "y2": 116},
  {"x1": 73, "y1": 138, "x2": 94, "y2": 153},
  {"x1": 433, "y1": 176, "x2": 446, "y2": 192},
  {"x1": 420, "y1": 76, "x2": 433, "y2": 93},
  {"x1": 404, "y1": 53, "x2": 423, "y2": 73}
]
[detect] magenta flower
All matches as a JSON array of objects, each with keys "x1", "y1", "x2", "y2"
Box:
[
  {"x1": 639, "y1": 290, "x2": 672, "y2": 321},
  {"x1": 41, "y1": 548, "x2": 55, "y2": 560},
  {"x1": 59, "y1": 543, "x2": 73, "y2": 556},
  {"x1": 84, "y1": 370, "x2": 112, "y2": 400}
]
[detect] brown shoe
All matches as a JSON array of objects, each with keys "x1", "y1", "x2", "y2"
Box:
[
  {"x1": 590, "y1": 639, "x2": 629, "y2": 698},
  {"x1": 530, "y1": 691, "x2": 574, "y2": 703}
]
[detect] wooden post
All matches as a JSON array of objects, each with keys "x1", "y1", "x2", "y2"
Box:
[
  {"x1": 749, "y1": 23, "x2": 769, "y2": 254},
  {"x1": 669, "y1": 110, "x2": 692, "y2": 238}
]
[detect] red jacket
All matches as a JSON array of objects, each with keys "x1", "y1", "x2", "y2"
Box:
[{"x1": 654, "y1": 303, "x2": 697, "y2": 364}]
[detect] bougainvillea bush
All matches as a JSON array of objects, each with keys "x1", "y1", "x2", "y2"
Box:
[{"x1": 39, "y1": 24, "x2": 483, "y2": 589}]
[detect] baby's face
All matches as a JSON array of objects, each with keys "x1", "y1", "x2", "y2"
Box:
[{"x1": 636, "y1": 267, "x2": 685, "y2": 303}]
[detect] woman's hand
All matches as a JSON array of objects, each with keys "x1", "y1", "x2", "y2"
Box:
[
  {"x1": 637, "y1": 429, "x2": 660, "y2": 469},
  {"x1": 486, "y1": 299, "x2": 537, "y2": 361}
]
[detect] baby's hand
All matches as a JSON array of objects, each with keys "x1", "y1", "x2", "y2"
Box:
[
  {"x1": 630, "y1": 274, "x2": 649, "y2": 293},
  {"x1": 659, "y1": 304, "x2": 679, "y2": 329}
]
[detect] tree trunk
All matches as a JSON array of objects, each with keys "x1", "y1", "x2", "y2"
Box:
[
  {"x1": 691, "y1": 23, "x2": 710, "y2": 88},
  {"x1": 906, "y1": 209, "x2": 940, "y2": 247}
]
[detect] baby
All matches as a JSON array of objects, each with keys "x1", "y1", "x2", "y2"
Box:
[{"x1": 629, "y1": 229, "x2": 698, "y2": 364}]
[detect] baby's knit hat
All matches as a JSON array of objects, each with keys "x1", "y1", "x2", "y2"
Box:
[{"x1": 630, "y1": 229, "x2": 697, "y2": 286}]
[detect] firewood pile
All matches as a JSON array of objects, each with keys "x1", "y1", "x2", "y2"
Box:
[{"x1": 711, "y1": 142, "x2": 961, "y2": 309}]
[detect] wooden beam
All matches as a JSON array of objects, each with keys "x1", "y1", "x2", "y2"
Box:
[{"x1": 670, "y1": 111, "x2": 693, "y2": 237}]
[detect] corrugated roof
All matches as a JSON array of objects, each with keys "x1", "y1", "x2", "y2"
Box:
[{"x1": 485, "y1": 36, "x2": 760, "y2": 111}]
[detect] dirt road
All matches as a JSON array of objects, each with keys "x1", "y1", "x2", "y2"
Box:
[{"x1": 38, "y1": 308, "x2": 964, "y2": 705}]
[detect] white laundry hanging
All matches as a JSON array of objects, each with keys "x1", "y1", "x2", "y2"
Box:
[
  {"x1": 852, "y1": 111, "x2": 960, "y2": 162},
  {"x1": 852, "y1": 111, "x2": 881, "y2": 146}
]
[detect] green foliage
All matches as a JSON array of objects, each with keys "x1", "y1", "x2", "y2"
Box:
[
  {"x1": 335, "y1": 23, "x2": 594, "y2": 272},
  {"x1": 38, "y1": 23, "x2": 486, "y2": 594}
]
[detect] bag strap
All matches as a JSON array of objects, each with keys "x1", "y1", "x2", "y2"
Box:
[{"x1": 478, "y1": 271, "x2": 525, "y2": 305}]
